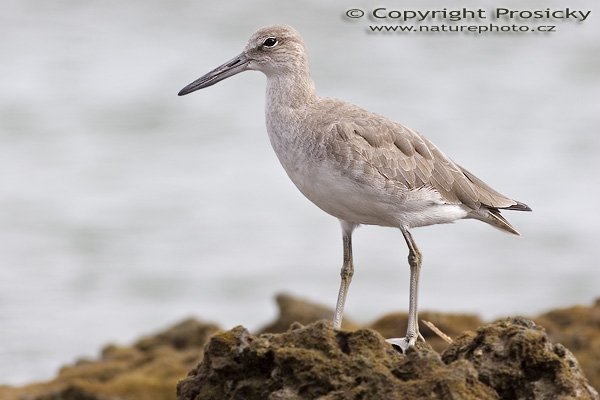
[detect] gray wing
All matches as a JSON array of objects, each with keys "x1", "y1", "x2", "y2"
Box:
[{"x1": 327, "y1": 115, "x2": 523, "y2": 212}]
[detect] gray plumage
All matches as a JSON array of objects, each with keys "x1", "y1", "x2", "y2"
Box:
[{"x1": 178, "y1": 24, "x2": 531, "y2": 351}]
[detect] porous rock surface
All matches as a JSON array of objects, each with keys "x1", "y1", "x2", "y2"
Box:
[
  {"x1": 534, "y1": 298, "x2": 600, "y2": 391},
  {"x1": 177, "y1": 318, "x2": 598, "y2": 400}
]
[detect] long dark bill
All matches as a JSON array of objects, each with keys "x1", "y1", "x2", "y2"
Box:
[{"x1": 178, "y1": 52, "x2": 249, "y2": 96}]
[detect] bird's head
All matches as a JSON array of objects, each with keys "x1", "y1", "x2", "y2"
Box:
[{"x1": 178, "y1": 25, "x2": 308, "y2": 96}]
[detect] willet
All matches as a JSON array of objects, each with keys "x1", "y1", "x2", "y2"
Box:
[{"x1": 178, "y1": 25, "x2": 531, "y2": 352}]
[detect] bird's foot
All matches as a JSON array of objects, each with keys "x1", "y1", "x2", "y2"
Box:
[
  {"x1": 386, "y1": 332, "x2": 424, "y2": 353},
  {"x1": 386, "y1": 337, "x2": 415, "y2": 353}
]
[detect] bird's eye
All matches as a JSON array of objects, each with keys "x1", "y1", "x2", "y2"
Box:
[{"x1": 263, "y1": 37, "x2": 278, "y2": 48}]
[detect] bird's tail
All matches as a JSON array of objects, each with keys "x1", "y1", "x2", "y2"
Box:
[{"x1": 469, "y1": 207, "x2": 529, "y2": 236}]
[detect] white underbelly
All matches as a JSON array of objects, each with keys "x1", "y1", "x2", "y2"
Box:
[{"x1": 282, "y1": 160, "x2": 469, "y2": 229}]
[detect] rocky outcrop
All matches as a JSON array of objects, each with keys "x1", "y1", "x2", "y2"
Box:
[
  {"x1": 177, "y1": 320, "x2": 496, "y2": 400},
  {"x1": 177, "y1": 318, "x2": 598, "y2": 400},
  {"x1": 1, "y1": 296, "x2": 599, "y2": 400}
]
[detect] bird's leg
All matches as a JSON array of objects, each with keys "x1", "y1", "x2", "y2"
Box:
[
  {"x1": 333, "y1": 224, "x2": 354, "y2": 330},
  {"x1": 403, "y1": 228, "x2": 423, "y2": 344},
  {"x1": 387, "y1": 227, "x2": 423, "y2": 353}
]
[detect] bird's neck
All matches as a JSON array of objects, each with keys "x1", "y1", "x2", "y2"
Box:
[
  {"x1": 264, "y1": 70, "x2": 318, "y2": 159},
  {"x1": 265, "y1": 70, "x2": 317, "y2": 111}
]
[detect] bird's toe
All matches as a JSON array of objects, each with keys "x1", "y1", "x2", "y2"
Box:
[{"x1": 386, "y1": 336, "x2": 416, "y2": 353}]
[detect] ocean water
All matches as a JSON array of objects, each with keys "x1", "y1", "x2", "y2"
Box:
[{"x1": 1, "y1": 0, "x2": 599, "y2": 385}]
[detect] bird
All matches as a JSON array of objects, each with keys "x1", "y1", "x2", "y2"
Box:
[{"x1": 177, "y1": 24, "x2": 531, "y2": 352}]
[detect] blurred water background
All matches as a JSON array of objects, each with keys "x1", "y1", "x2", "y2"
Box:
[{"x1": 1, "y1": 0, "x2": 598, "y2": 385}]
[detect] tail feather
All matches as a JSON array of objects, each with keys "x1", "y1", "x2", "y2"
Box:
[
  {"x1": 503, "y1": 201, "x2": 532, "y2": 212},
  {"x1": 457, "y1": 164, "x2": 532, "y2": 212},
  {"x1": 470, "y1": 208, "x2": 522, "y2": 235}
]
